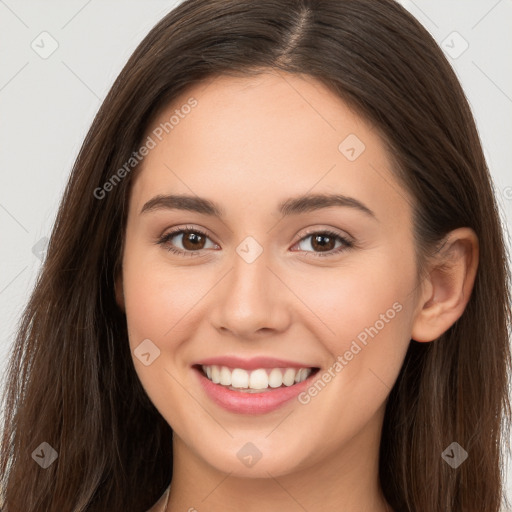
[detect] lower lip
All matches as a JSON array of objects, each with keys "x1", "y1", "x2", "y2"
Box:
[{"x1": 193, "y1": 366, "x2": 319, "y2": 415}]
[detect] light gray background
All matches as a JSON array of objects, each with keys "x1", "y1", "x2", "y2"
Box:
[{"x1": 1, "y1": 0, "x2": 511, "y2": 508}]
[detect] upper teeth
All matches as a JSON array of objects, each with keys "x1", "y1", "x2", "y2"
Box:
[{"x1": 202, "y1": 365, "x2": 312, "y2": 390}]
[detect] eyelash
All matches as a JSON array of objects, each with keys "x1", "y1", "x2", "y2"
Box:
[{"x1": 156, "y1": 225, "x2": 354, "y2": 258}]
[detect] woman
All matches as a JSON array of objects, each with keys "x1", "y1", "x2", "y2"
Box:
[{"x1": 1, "y1": 0, "x2": 510, "y2": 511}]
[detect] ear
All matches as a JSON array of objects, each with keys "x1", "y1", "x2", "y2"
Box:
[
  {"x1": 411, "y1": 227, "x2": 479, "y2": 343},
  {"x1": 115, "y1": 272, "x2": 125, "y2": 312}
]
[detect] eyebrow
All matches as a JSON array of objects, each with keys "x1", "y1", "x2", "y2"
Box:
[{"x1": 140, "y1": 193, "x2": 376, "y2": 219}]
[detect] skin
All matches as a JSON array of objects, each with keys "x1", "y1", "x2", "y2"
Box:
[{"x1": 115, "y1": 70, "x2": 478, "y2": 512}]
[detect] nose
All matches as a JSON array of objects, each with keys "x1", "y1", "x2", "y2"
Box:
[{"x1": 210, "y1": 247, "x2": 292, "y2": 340}]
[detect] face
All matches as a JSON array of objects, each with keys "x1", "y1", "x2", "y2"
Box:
[{"x1": 119, "y1": 71, "x2": 421, "y2": 479}]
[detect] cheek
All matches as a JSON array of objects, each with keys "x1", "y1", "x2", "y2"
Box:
[
  {"x1": 293, "y1": 281, "x2": 411, "y2": 452},
  {"x1": 121, "y1": 250, "x2": 205, "y2": 423},
  {"x1": 303, "y1": 261, "x2": 409, "y2": 344},
  {"x1": 307, "y1": 251, "x2": 414, "y2": 391},
  {"x1": 122, "y1": 240, "x2": 206, "y2": 345}
]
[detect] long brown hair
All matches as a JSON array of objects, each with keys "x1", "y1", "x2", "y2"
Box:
[{"x1": 1, "y1": 0, "x2": 510, "y2": 510}]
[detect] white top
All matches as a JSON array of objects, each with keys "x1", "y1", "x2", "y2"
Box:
[{"x1": 146, "y1": 485, "x2": 170, "y2": 512}]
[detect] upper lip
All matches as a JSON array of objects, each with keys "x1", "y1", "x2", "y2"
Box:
[{"x1": 193, "y1": 356, "x2": 318, "y2": 371}]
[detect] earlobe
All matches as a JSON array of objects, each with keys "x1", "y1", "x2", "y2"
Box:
[{"x1": 411, "y1": 228, "x2": 479, "y2": 343}]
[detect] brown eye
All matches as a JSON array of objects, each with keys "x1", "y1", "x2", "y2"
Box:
[
  {"x1": 181, "y1": 231, "x2": 207, "y2": 250},
  {"x1": 157, "y1": 226, "x2": 217, "y2": 256},
  {"x1": 294, "y1": 230, "x2": 353, "y2": 257},
  {"x1": 310, "y1": 233, "x2": 337, "y2": 252}
]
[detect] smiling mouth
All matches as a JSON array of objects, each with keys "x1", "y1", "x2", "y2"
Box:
[{"x1": 193, "y1": 364, "x2": 320, "y2": 393}]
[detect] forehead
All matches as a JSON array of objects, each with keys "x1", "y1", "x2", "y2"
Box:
[{"x1": 129, "y1": 71, "x2": 412, "y2": 229}]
